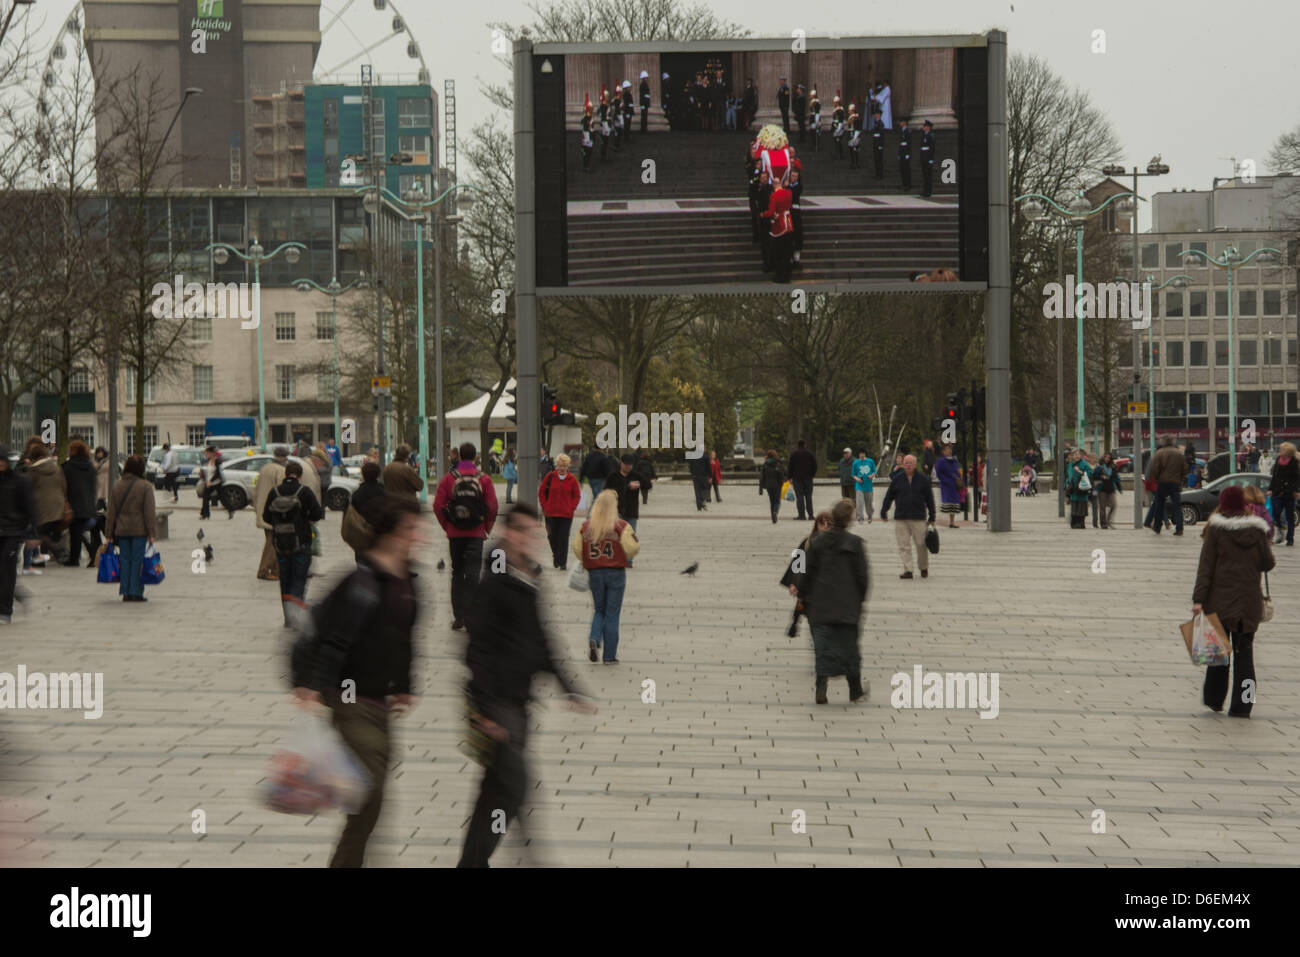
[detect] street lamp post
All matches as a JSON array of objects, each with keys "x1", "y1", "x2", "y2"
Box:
[
  {"x1": 208, "y1": 239, "x2": 307, "y2": 449},
  {"x1": 1266, "y1": 331, "x2": 1276, "y2": 450},
  {"x1": 292, "y1": 275, "x2": 369, "y2": 456},
  {"x1": 1017, "y1": 189, "x2": 1135, "y2": 451},
  {"x1": 1181, "y1": 244, "x2": 1282, "y2": 474}
]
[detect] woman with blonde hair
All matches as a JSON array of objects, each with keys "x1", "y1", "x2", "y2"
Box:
[
  {"x1": 1268, "y1": 441, "x2": 1299, "y2": 546},
  {"x1": 1242, "y1": 484, "x2": 1273, "y2": 537},
  {"x1": 572, "y1": 490, "x2": 639, "y2": 664},
  {"x1": 538, "y1": 452, "x2": 581, "y2": 570}
]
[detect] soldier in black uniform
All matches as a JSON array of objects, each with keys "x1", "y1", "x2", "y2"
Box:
[
  {"x1": 712, "y1": 70, "x2": 727, "y2": 133},
  {"x1": 846, "y1": 102, "x2": 862, "y2": 169},
  {"x1": 742, "y1": 78, "x2": 758, "y2": 132},
  {"x1": 793, "y1": 84, "x2": 807, "y2": 143},
  {"x1": 831, "y1": 94, "x2": 846, "y2": 160},
  {"x1": 639, "y1": 71, "x2": 651, "y2": 133},
  {"x1": 621, "y1": 81, "x2": 634, "y2": 142},
  {"x1": 598, "y1": 89, "x2": 613, "y2": 159},
  {"x1": 807, "y1": 89, "x2": 822, "y2": 152},
  {"x1": 870, "y1": 107, "x2": 885, "y2": 179},
  {"x1": 920, "y1": 119, "x2": 935, "y2": 197},
  {"x1": 580, "y1": 99, "x2": 594, "y2": 172},
  {"x1": 661, "y1": 72, "x2": 672, "y2": 129},
  {"x1": 777, "y1": 77, "x2": 791, "y2": 132},
  {"x1": 897, "y1": 117, "x2": 912, "y2": 191},
  {"x1": 692, "y1": 73, "x2": 706, "y2": 131},
  {"x1": 789, "y1": 159, "x2": 805, "y2": 265},
  {"x1": 757, "y1": 169, "x2": 775, "y2": 269},
  {"x1": 747, "y1": 142, "x2": 764, "y2": 242}
]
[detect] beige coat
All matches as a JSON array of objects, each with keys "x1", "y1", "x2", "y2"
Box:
[
  {"x1": 105, "y1": 473, "x2": 157, "y2": 539},
  {"x1": 27, "y1": 456, "x2": 68, "y2": 527},
  {"x1": 253, "y1": 459, "x2": 288, "y2": 530},
  {"x1": 95, "y1": 457, "x2": 109, "y2": 502},
  {"x1": 382, "y1": 460, "x2": 424, "y2": 500}
]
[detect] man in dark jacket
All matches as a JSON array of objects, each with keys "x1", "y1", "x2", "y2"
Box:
[
  {"x1": 801, "y1": 500, "x2": 870, "y2": 704},
  {"x1": 580, "y1": 448, "x2": 613, "y2": 498},
  {"x1": 459, "y1": 503, "x2": 595, "y2": 867},
  {"x1": 787, "y1": 439, "x2": 817, "y2": 520},
  {"x1": 602, "y1": 453, "x2": 642, "y2": 530},
  {"x1": 688, "y1": 449, "x2": 711, "y2": 511},
  {"x1": 292, "y1": 494, "x2": 423, "y2": 867},
  {"x1": 634, "y1": 452, "x2": 656, "y2": 504},
  {"x1": 0, "y1": 446, "x2": 38, "y2": 624},
  {"x1": 61, "y1": 441, "x2": 99, "y2": 567},
  {"x1": 837, "y1": 447, "x2": 855, "y2": 501},
  {"x1": 880, "y1": 453, "x2": 936, "y2": 579},
  {"x1": 1146, "y1": 435, "x2": 1189, "y2": 535},
  {"x1": 263, "y1": 460, "x2": 326, "y2": 625}
]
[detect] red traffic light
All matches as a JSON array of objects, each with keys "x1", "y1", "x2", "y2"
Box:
[{"x1": 947, "y1": 408, "x2": 957, "y2": 419}]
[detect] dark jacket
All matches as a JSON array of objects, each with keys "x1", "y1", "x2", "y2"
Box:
[
  {"x1": 580, "y1": 451, "x2": 613, "y2": 481},
  {"x1": 1193, "y1": 511, "x2": 1275, "y2": 633},
  {"x1": 294, "y1": 557, "x2": 416, "y2": 698},
  {"x1": 1148, "y1": 445, "x2": 1188, "y2": 485},
  {"x1": 788, "y1": 448, "x2": 817, "y2": 482},
  {"x1": 780, "y1": 532, "x2": 816, "y2": 591},
  {"x1": 603, "y1": 469, "x2": 639, "y2": 520},
  {"x1": 1092, "y1": 462, "x2": 1121, "y2": 495},
  {"x1": 350, "y1": 480, "x2": 386, "y2": 524},
  {"x1": 633, "y1": 456, "x2": 656, "y2": 489},
  {"x1": 801, "y1": 527, "x2": 870, "y2": 626},
  {"x1": 62, "y1": 456, "x2": 98, "y2": 520},
  {"x1": 106, "y1": 473, "x2": 157, "y2": 539},
  {"x1": 880, "y1": 470, "x2": 936, "y2": 522},
  {"x1": 1270, "y1": 455, "x2": 1300, "y2": 498},
  {"x1": 261, "y1": 476, "x2": 325, "y2": 549},
  {"x1": 464, "y1": 562, "x2": 581, "y2": 723},
  {"x1": 837, "y1": 456, "x2": 855, "y2": 484},
  {"x1": 759, "y1": 456, "x2": 784, "y2": 491},
  {"x1": 0, "y1": 465, "x2": 37, "y2": 537},
  {"x1": 688, "y1": 453, "x2": 710, "y2": 481}
]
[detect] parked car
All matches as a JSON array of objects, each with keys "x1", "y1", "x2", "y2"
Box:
[
  {"x1": 1177, "y1": 471, "x2": 1272, "y2": 525},
  {"x1": 144, "y1": 445, "x2": 206, "y2": 488},
  {"x1": 214, "y1": 454, "x2": 357, "y2": 511}
]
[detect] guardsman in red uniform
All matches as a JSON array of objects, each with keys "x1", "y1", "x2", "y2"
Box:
[{"x1": 762, "y1": 178, "x2": 795, "y2": 283}]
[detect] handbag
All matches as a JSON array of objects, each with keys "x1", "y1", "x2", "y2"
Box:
[
  {"x1": 568, "y1": 563, "x2": 590, "y2": 592},
  {"x1": 1261, "y1": 573, "x2": 1274, "y2": 623},
  {"x1": 1180, "y1": 611, "x2": 1230, "y2": 666},
  {"x1": 141, "y1": 543, "x2": 165, "y2": 585},
  {"x1": 97, "y1": 544, "x2": 120, "y2": 583},
  {"x1": 924, "y1": 524, "x2": 940, "y2": 554}
]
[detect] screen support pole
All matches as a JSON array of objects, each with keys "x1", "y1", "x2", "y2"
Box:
[
  {"x1": 985, "y1": 29, "x2": 1011, "y2": 531},
  {"x1": 514, "y1": 37, "x2": 540, "y2": 508}
]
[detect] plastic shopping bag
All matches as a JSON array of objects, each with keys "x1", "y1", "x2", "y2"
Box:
[
  {"x1": 97, "y1": 545, "x2": 120, "y2": 584},
  {"x1": 782, "y1": 481, "x2": 794, "y2": 502},
  {"x1": 577, "y1": 484, "x2": 593, "y2": 514},
  {"x1": 568, "y1": 563, "x2": 590, "y2": 592},
  {"x1": 1180, "y1": 611, "x2": 1230, "y2": 667},
  {"x1": 262, "y1": 711, "x2": 372, "y2": 816},
  {"x1": 141, "y1": 543, "x2": 165, "y2": 585}
]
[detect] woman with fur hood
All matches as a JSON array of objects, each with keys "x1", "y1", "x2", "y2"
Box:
[{"x1": 1192, "y1": 484, "x2": 1275, "y2": 717}]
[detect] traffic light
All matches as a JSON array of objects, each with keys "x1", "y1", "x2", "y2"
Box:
[
  {"x1": 946, "y1": 392, "x2": 962, "y2": 422},
  {"x1": 506, "y1": 382, "x2": 518, "y2": 425},
  {"x1": 542, "y1": 383, "x2": 558, "y2": 426}
]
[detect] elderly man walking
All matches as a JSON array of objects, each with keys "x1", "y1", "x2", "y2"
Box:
[
  {"x1": 1145, "y1": 435, "x2": 1188, "y2": 536},
  {"x1": 879, "y1": 453, "x2": 935, "y2": 579}
]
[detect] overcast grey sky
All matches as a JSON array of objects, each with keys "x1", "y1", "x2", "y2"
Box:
[{"x1": 24, "y1": 0, "x2": 1300, "y2": 229}]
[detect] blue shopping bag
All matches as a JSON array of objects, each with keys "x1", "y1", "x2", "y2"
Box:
[
  {"x1": 141, "y1": 544, "x2": 165, "y2": 585},
  {"x1": 97, "y1": 545, "x2": 120, "y2": 583}
]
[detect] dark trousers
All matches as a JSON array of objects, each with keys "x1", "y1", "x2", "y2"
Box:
[
  {"x1": 545, "y1": 516, "x2": 572, "y2": 569},
  {"x1": 779, "y1": 107, "x2": 789, "y2": 131},
  {"x1": 329, "y1": 697, "x2": 391, "y2": 867},
  {"x1": 448, "y1": 536, "x2": 484, "y2": 621},
  {"x1": 67, "y1": 518, "x2": 89, "y2": 565},
  {"x1": 0, "y1": 535, "x2": 21, "y2": 616},
  {"x1": 200, "y1": 484, "x2": 231, "y2": 518},
  {"x1": 710, "y1": 479, "x2": 721, "y2": 502},
  {"x1": 899, "y1": 159, "x2": 911, "y2": 190},
  {"x1": 797, "y1": 118, "x2": 806, "y2": 142},
  {"x1": 599, "y1": 133, "x2": 608, "y2": 159},
  {"x1": 458, "y1": 705, "x2": 528, "y2": 867},
  {"x1": 922, "y1": 161, "x2": 933, "y2": 196},
  {"x1": 766, "y1": 486, "x2": 781, "y2": 520},
  {"x1": 1271, "y1": 494, "x2": 1296, "y2": 544},
  {"x1": 640, "y1": 106, "x2": 648, "y2": 133},
  {"x1": 581, "y1": 146, "x2": 591, "y2": 169},
  {"x1": 1203, "y1": 631, "x2": 1255, "y2": 716},
  {"x1": 692, "y1": 476, "x2": 709, "y2": 510},
  {"x1": 792, "y1": 478, "x2": 813, "y2": 519},
  {"x1": 275, "y1": 547, "x2": 312, "y2": 624},
  {"x1": 771, "y1": 233, "x2": 794, "y2": 282},
  {"x1": 163, "y1": 472, "x2": 179, "y2": 499},
  {"x1": 841, "y1": 482, "x2": 855, "y2": 502},
  {"x1": 1154, "y1": 482, "x2": 1183, "y2": 531},
  {"x1": 873, "y1": 147, "x2": 884, "y2": 178},
  {"x1": 640, "y1": 486, "x2": 650, "y2": 504}
]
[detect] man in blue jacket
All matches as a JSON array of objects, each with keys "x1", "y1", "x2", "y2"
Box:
[{"x1": 879, "y1": 454, "x2": 936, "y2": 579}]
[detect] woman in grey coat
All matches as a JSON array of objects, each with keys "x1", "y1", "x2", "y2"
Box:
[{"x1": 799, "y1": 500, "x2": 870, "y2": 704}]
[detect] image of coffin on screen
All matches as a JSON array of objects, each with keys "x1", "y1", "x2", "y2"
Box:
[{"x1": 531, "y1": 42, "x2": 987, "y2": 290}]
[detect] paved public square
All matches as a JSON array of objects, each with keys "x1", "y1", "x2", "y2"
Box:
[{"x1": 1, "y1": 480, "x2": 1298, "y2": 867}]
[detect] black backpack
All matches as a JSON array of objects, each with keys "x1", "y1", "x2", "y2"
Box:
[
  {"x1": 444, "y1": 468, "x2": 488, "y2": 530},
  {"x1": 269, "y1": 484, "x2": 307, "y2": 554}
]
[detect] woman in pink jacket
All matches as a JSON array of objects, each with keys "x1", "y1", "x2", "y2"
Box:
[{"x1": 538, "y1": 453, "x2": 582, "y2": 570}]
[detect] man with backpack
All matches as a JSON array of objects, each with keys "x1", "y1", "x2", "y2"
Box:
[
  {"x1": 433, "y1": 442, "x2": 499, "y2": 631},
  {"x1": 290, "y1": 494, "x2": 424, "y2": 867},
  {"x1": 263, "y1": 460, "x2": 325, "y2": 626}
]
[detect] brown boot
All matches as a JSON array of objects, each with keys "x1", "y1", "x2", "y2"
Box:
[{"x1": 815, "y1": 676, "x2": 828, "y2": 705}]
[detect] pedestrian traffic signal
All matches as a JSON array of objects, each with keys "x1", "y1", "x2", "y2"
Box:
[
  {"x1": 506, "y1": 383, "x2": 518, "y2": 425},
  {"x1": 542, "y1": 383, "x2": 558, "y2": 426}
]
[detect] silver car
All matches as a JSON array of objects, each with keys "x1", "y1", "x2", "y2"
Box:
[{"x1": 215, "y1": 455, "x2": 358, "y2": 511}]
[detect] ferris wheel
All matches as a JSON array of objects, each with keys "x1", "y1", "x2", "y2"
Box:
[
  {"x1": 30, "y1": 2, "x2": 91, "y2": 188},
  {"x1": 316, "y1": 0, "x2": 430, "y2": 85}
]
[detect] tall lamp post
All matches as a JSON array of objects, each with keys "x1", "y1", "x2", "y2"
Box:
[
  {"x1": 1017, "y1": 189, "x2": 1135, "y2": 450},
  {"x1": 208, "y1": 239, "x2": 307, "y2": 449},
  {"x1": 1265, "y1": 331, "x2": 1277, "y2": 451},
  {"x1": 1180, "y1": 244, "x2": 1283, "y2": 474},
  {"x1": 292, "y1": 275, "x2": 369, "y2": 456}
]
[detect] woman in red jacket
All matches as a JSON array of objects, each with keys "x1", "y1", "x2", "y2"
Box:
[
  {"x1": 709, "y1": 450, "x2": 723, "y2": 502},
  {"x1": 537, "y1": 453, "x2": 582, "y2": 570}
]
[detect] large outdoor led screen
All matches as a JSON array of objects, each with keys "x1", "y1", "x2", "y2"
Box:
[{"x1": 531, "y1": 38, "x2": 989, "y2": 292}]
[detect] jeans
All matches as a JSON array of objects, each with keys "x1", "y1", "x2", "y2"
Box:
[
  {"x1": 505, "y1": 479, "x2": 515, "y2": 503},
  {"x1": 448, "y1": 536, "x2": 484, "y2": 621},
  {"x1": 792, "y1": 479, "x2": 813, "y2": 519},
  {"x1": 588, "y1": 567, "x2": 627, "y2": 661},
  {"x1": 544, "y1": 516, "x2": 572, "y2": 569},
  {"x1": 1271, "y1": 495, "x2": 1296, "y2": 544},
  {"x1": 329, "y1": 696, "x2": 391, "y2": 867},
  {"x1": 117, "y1": 535, "x2": 147, "y2": 598},
  {"x1": 458, "y1": 704, "x2": 528, "y2": 868},
  {"x1": 0, "y1": 535, "x2": 21, "y2": 616},
  {"x1": 855, "y1": 489, "x2": 873, "y2": 522},
  {"x1": 275, "y1": 546, "x2": 312, "y2": 623},
  {"x1": 589, "y1": 477, "x2": 605, "y2": 500},
  {"x1": 1204, "y1": 631, "x2": 1255, "y2": 716},
  {"x1": 1154, "y1": 482, "x2": 1183, "y2": 531}
]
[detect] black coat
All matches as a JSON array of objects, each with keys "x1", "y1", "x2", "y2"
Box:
[
  {"x1": 801, "y1": 527, "x2": 869, "y2": 626},
  {"x1": 62, "y1": 456, "x2": 97, "y2": 520},
  {"x1": 603, "y1": 469, "x2": 639, "y2": 520},
  {"x1": 880, "y1": 470, "x2": 936, "y2": 522},
  {"x1": 1271, "y1": 456, "x2": 1300, "y2": 497},
  {"x1": 759, "y1": 457, "x2": 785, "y2": 491},
  {"x1": 787, "y1": 448, "x2": 817, "y2": 482},
  {"x1": 0, "y1": 468, "x2": 36, "y2": 537},
  {"x1": 688, "y1": 454, "x2": 710, "y2": 480},
  {"x1": 465, "y1": 565, "x2": 580, "y2": 722},
  {"x1": 633, "y1": 457, "x2": 656, "y2": 488}
]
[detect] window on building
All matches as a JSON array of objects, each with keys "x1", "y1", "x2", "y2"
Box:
[
  {"x1": 323, "y1": 98, "x2": 339, "y2": 136},
  {"x1": 190, "y1": 316, "x2": 213, "y2": 341},
  {"x1": 397, "y1": 97, "x2": 431, "y2": 127},
  {"x1": 1189, "y1": 340, "x2": 1208, "y2": 366},
  {"x1": 1288, "y1": 289, "x2": 1297, "y2": 316},
  {"x1": 1216, "y1": 392, "x2": 1229, "y2": 415},
  {"x1": 1164, "y1": 242, "x2": 1183, "y2": 268},
  {"x1": 1265, "y1": 337, "x2": 1283, "y2": 364},
  {"x1": 398, "y1": 173, "x2": 431, "y2": 198},
  {"x1": 124, "y1": 374, "x2": 156, "y2": 403},
  {"x1": 316, "y1": 311, "x2": 335, "y2": 340},
  {"x1": 68, "y1": 370, "x2": 91, "y2": 393},
  {"x1": 399, "y1": 134, "x2": 430, "y2": 154},
  {"x1": 1288, "y1": 391, "x2": 1300, "y2": 415},
  {"x1": 1155, "y1": 392, "x2": 1183, "y2": 417},
  {"x1": 125, "y1": 426, "x2": 158, "y2": 455},
  {"x1": 1141, "y1": 243, "x2": 1159, "y2": 269},
  {"x1": 1237, "y1": 390, "x2": 1268, "y2": 416},
  {"x1": 270, "y1": 423, "x2": 287, "y2": 444},
  {"x1": 317, "y1": 372, "x2": 335, "y2": 400},
  {"x1": 187, "y1": 425, "x2": 206, "y2": 446},
  {"x1": 1188, "y1": 240, "x2": 1208, "y2": 260},
  {"x1": 1236, "y1": 239, "x2": 1258, "y2": 257},
  {"x1": 1187, "y1": 392, "x2": 1208, "y2": 416},
  {"x1": 1239, "y1": 340, "x2": 1257, "y2": 365},
  {"x1": 275, "y1": 311, "x2": 296, "y2": 341},
  {"x1": 1188, "y1": 291, "x2": 1206, "y2": 317},
  {"x1": 1164, "y1": 341, "x2": 1184, "y2": 366},
  {"x1": 1214, "y1": 290, "x2": 1229, "y2": 317},
  {"x1": 1214, "y1": 340, "x2": 1230, "y2": 366},
  {"x1": 1164, "y1": 291, "x2": 1183, "y2": 317},
  {"x1": 1238, "y1": 290, "x2": 1256, "y2": 316},
  {"x1": 276, "y1": 365, "x2": 296, "y2": 400},
  {"x1": 1117, "y1": 348, "x2": 1132, "y2": 367},
  {"x1": 193, "y1": 365, "x2": 213, "y2": 401},
  {"x1": 371, "y1": 98, "x2": 385, "y2": 161},
  {"x1": 1262, "y1": 288, "x2": 1282, "y2": 316}
]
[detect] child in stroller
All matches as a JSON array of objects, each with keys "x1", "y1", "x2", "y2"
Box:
[{"x1": 1017, "y1": 465, "x2": 1037, "y2": 496}]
